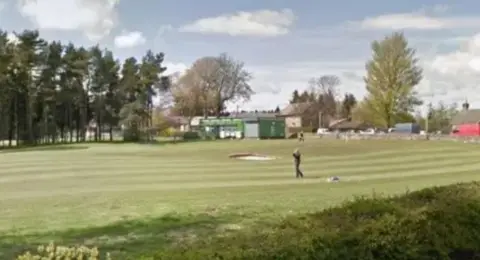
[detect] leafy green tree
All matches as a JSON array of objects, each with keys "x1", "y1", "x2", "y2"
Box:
[
  {"x1": 340, "y1": 93, "x2": 357, "y2": 119},
  {"x1": 138, "y1": 50, "x2": 169, "y2": 140},
  {"x1": 364, "y1": 32, "x2": 423, "y2": 128},
  {"x1": 0, "y1": 29, "x2": 173, "y2": 146},
  {"x1": 422, "y1": 102, "x2": 458, "y2": 133}
]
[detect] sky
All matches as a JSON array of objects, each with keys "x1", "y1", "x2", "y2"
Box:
[{"x1": 1, "y1": 0, "x2": 480, "y2": 112}]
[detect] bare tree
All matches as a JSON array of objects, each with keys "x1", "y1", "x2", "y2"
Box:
[
  {"x1": 171, "y1": 70, "x2": 206, "y2": 127},
  {"x1": 308, "y1": 75, "x2": 341, "y2": 126},
  {"x1": 309, "y1": 75, "x2": 340, "y2": 97},
  {"x1": 188, "y1": 53, "x2": 253, "y2": 117},
  {"x1": 188, "y1": 56, "x2": 221, "y2": 117}
]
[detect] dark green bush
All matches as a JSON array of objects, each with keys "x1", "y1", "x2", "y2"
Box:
[
  {"x1": 16, "y1": 183, "x2": 480, "y2": 259},
  {"x1": 152, "y1": 182, "x2": 480, "y2": 260},
  {"x1": 182, "y1": 131, "x2": 200, "y2": 140}
]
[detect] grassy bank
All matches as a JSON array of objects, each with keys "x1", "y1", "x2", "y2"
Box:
[
  {"x1": 13, "y1": 182, "x2": 480, "y2": 259},
  {"x1": 154, "y1": 181, "x2": 480, "y2": 260},
  {"x1": 3, "y1": 140, "x2": 480, "y2": 259}
]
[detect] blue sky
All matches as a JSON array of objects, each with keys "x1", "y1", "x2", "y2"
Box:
[{"x1": 1, "y1": 0, "x2": 480, "y2": 112}]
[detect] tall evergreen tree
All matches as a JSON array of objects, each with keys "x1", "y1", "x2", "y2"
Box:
[
  {"x1": 0, "y1": 29, "x2": 171, "y2": 147},
  {"x1": 290, "y1": 90, "x2": 300, "y2": 104}
]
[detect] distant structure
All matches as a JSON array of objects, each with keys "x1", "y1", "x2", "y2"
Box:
[
  {"x1": 452, "y1": 99, "x2": 480, "y2": 136},
  {"x1": 462, "y1": 99, "x2": 470, "y2": 111}
]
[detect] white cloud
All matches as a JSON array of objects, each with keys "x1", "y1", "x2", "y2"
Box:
[
  {"x1": 424, "y1": 33, "x2": 480, "y2": 105},
  {"x1": 114, "y1": 31, "x2": 146, "y2": 48},
  {"x1": 179, "y1": 9, "x2": 295, "y2": 37},
  {"x1": 17, "y1": 0, "x2": 120, "y2": 41},
  {"x1": 0, "y1": 1, "x2": 5, "y2": 12},
  {"x1": 228, "y1": 61, "x2": 366, "y2": 111},
  {"x1": 356, "y1": 9, "x2": 480, "y2": 30},
  {"x1": 7, "y1": 32, "x2": 19, "y2": 43},
  {"x1": 430, "y1": 35, "x2": 480, "y2": 75},
  {"x1": 152, "y1": 59, "x2": 365, "y2": 111},
  {"x1": 164, "y1": 62, "x2": 188, "y2": 76}
]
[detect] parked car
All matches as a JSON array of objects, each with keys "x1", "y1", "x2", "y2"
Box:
[
  {"x1": 316, "y1": 128, "x2": 330, "y2": 135},
  {"x1": 359, "y1": 128, "x2": 375, "y2": 135}
]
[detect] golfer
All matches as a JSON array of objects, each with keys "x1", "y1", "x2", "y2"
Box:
[{"x1": 293, "y1": 148, "x2": 304, "y2": 178}]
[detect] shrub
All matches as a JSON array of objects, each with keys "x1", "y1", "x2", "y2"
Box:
[
  {"x1": 16, "y1": 183, "x2": 480, "y2": 260},
  {"x1": 182, "y1": 131, "x2": 200, "y2": 140},
  {"x1": 16, "y1": 242, "x2": 110, "y2": 260},
  {"x1": 152, "y1": 182, "x2": 480, "y2": 260},
  {"x1": 159, "y1": 127, "x2": 176, "y2": 137}
]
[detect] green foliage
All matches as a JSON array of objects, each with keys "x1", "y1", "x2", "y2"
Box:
[
  {"x1": 364, "y1": 32, "x2": 423, "y2": 128},
  {"x1": 182, "y1": 131, "x2": 200, "y2": 140},
  {"x1": 289, "y1": 89, "x2": 301, "y2": 104},
  {"x1": 0, "y1": 29, "x2": 169, "y2": 147},
  {"x1": 340, "y1": 93, "x2": 357, "y2": 119},
  {"x1": 421, "y1": 102, "x2": 458, "y2": 133},
  {"x1": 16, "y1": 242, "x2": 110, "y2": 260},
  {"x1": 122, "y1": 126, "x2": 146, "y2": 142},
  {"x1": 152, "y1": 182, "x2": 480, "y2": 260}
]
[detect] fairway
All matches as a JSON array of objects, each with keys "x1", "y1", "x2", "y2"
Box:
[
  {"x1": 2, "y1": 138, "x2": 480, "y2": 258},
  {"x1": 2, "y1": 139, "x2": 480, "y2": 235}
]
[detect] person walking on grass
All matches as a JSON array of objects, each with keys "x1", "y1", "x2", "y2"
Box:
[
  {"x1": 293, "y1": 148, "x2": 304, "y2": 178},
  {"x1": 298, "y1": 131, "x2": 304, "y2": 142}
]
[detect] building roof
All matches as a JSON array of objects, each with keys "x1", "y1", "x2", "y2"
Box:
[
  {"x1": 231, "y1": 112, "x2": 277, "y2": 119},
  {"x1": 451, "y1": 109, "x2": 480, "y2": 125},
  {"x1": 328, "y1": 118, "x2": 348, "y2": 128},
  {"x1": 279, "y1": 102, "x2": 313, "y2": 116}
]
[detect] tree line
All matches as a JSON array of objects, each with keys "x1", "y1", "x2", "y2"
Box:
[
  {"x1": 0, "y1": 29, "x2": 170, "y2": 147},
  {"x1": 0, "y1": 29, "x2": 462, "y2": 148},
  {"x1": 288, "y1": 76, "x2": 357, "y2": 128},
  {"x1": 286, "y1": 32, "x2": 461, "y2": 132}
]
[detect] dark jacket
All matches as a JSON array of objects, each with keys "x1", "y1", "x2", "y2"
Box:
[{"x1": 293, "y1": 152, "x2": 301, "y2": 165}]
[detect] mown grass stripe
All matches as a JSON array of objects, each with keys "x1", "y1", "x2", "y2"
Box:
[
  {"x1": 0, "y1": 148, "x2": 469, "y2": 175},
  {"x1": 2, "y1": 161, "x2": 480, "y2": 199},
  {"x1": 1, "y1": 153, "x2": 478, "y2": 183}
]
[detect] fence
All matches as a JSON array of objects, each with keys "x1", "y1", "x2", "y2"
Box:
[{"x1": 317, "y1": 133, "x2": 480, "y2": 143}]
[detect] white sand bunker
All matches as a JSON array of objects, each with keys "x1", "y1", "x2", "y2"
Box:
[{"x1": 229, "y1": 153, "x2": 276, "y2": 161}]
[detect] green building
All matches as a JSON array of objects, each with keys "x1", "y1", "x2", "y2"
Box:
[
  {"x1": 236, "y1": 112, "x2": 286, "y2": 139},
  {"x1": 200, "y1": 118, "x2": 244, "y2": 139},
  {"x1": 200, "y1": 113, "x2": 286, "y2": 139}
]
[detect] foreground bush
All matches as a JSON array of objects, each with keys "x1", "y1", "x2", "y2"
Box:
[
  {"x1": 153, "y1": 182, "x2": 480, "y2": 260},
  {"x1": 17, "y1": 242, "x2": 110, "y2": 260}
]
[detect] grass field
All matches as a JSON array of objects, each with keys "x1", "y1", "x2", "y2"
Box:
[{"x1": 2, "y1": 138, "x2": 480, "y2": 258}]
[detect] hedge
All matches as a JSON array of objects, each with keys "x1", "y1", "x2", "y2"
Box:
[
  {"x1": 16, "y1": 182, "x2": 480, "y2": 259},
  {"x1": 152, "y1": 182, "x2": 480, "y2": 260}
]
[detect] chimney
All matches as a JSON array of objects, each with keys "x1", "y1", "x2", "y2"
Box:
[{"x1": 462, "y1": 99, "x2": 469, "y2": 111}]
